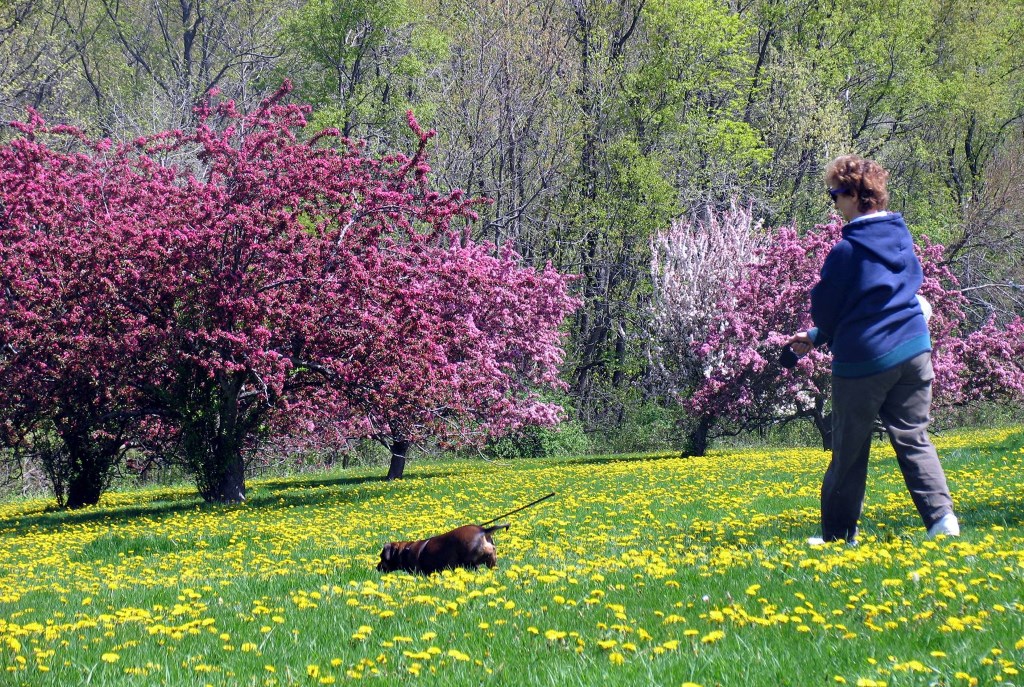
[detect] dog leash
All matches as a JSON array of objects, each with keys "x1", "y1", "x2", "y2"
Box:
[{"x1": 479, "y1": 492, "x2": 556, "y2": 527}]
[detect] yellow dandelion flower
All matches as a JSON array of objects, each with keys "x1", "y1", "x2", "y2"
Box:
[
  {"x1": 608, "y1": 652, "x2": 625, "y2": 665},
  {"x1": 101, "y1": 653, "x2": 120, "y2": 663}
]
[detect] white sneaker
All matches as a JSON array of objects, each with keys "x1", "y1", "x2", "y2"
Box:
[
  {"x1": 807, "y1": 535, "x2": 858, "y2": 547},
  {"x1": 926, "y1": 513, "x2": 960, "y2": 538}
]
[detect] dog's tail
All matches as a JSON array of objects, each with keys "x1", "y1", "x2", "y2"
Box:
[{"x1": 482, "y1": 523, "x2": 510, "y2": 535}]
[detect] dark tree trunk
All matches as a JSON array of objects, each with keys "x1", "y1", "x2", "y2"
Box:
[
  {"x1": 815, "y1": 411, "x2": 833, "y2": 452},
  {"x1": 60, "y1": 428, "x2": 117, "y2": 509},
  {"x1": 386, "y1": 439, "x2": 410, "y2": 480},
  {"x1": 686, "y1": 416, "x2": 715, "y2": 457},
  {"x1": 205, "y1": 445, "x2": 247, "y2": 503},
  {"x1": 64, "y1": 451, "x2": 109, "y2": 509},
  {"x1": 180, "y1": 376, "x2": 251, "y2": 503}
]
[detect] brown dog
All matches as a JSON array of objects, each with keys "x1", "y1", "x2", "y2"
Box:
[{"x1": 376, "y1": 524, "x2": 510, "y2": 575}]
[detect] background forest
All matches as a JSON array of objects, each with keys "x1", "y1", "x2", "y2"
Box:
[{"x1": 3, "y1": 0, "x2": 1023, "y2": 457}]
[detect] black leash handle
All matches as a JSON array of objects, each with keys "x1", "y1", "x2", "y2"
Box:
[{"x1": 479, "y1": 492, "x2": 556, "y2": 527}]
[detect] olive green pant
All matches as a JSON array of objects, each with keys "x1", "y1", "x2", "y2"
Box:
[{"x1": 820, "y1": 352, "x2": 954, "y2": 542}]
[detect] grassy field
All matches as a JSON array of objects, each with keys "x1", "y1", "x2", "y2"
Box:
[{"x1": 2, "y1": 427, "x2": 1024, "y2": 686}]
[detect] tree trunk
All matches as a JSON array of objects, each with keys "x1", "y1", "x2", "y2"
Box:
[
  {"x1": 182, "y1": 376, "x2": 250, "y2": 503},
  {"x1": 386, "y1": 439, "x2": 410, "y2": 480},
  {"x1": 65, "y1": 456, "x2": 107, "y2": 509},
  {"x1": 61, "y1": 429, "x2": 115, "y2": 509},
  {"x1": 205, "y1": 445, "x2": 247, "y2": 503},
  {"x1": 815, "y1": 411, "x2": 833, "y2": 452},
  {"x1": 686, "y1": 416, "x2": 715, "y2": 457}
]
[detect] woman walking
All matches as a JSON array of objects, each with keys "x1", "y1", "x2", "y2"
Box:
[{"x1": 787, "y1": 155, "x2": 959, "y2": 544}]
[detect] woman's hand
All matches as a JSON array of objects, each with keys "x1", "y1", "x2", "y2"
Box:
[{"x1": 786, "y1": 331, "x2": 814, "y2": 356}]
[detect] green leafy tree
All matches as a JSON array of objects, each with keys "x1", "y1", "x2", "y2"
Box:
[
  {"x1": 0, "y1": 0, "x2": 81, "y2": 128},
  {"x1": 559, "y1": 0, "x2": 764, "y2": 430},
  {"x1": 280, "y1": 0, "x2": 447, "y2": 142}
]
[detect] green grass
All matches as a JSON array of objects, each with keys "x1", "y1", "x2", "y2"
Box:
[{"x1": 1, "y1": 427, "x2": 1023, "y2": 686}]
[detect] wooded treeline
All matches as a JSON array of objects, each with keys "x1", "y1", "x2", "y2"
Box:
[{"x1": 3, "y1": 0, "x2": 1023, "y2": 443}]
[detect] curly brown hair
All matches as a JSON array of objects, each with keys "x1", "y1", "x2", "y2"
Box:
[{"x1": 825, "y1": 155, "x2": 890, "y2": 213}]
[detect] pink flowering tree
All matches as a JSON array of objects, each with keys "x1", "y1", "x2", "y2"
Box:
[
  {"x1": 656, "y1": 212, "x2": 1024, "y2": 455},
  {"x1": 919, "y1": 240, "x2": 1024, "y2": 407},
  {"x1": 0, "y1": 84, "x2": 578, "y2": 504},
  {"x1": 323, "y1": 238, "x2": 578, "y2": 480},
  {"x1": 0, "y1": 121, "x2": 161, "y2": 507},
  {"x1": 680, "y1": 220, "x2": 840, "y2": 452}
]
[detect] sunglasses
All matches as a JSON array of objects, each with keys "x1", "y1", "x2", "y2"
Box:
[{"x1": 828, "y1": 186, "x2": 849, "y2": 202}]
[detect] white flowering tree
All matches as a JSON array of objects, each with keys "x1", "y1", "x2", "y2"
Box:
[{"x1": 650, "y1": 201, "x2": 765, "y2": 453}]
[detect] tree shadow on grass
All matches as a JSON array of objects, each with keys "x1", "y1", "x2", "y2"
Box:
[
  {"x1": 0, "y1": 499, "x2": 209, "y2": 536},
  {"x1": 854, "y1": 493, "x2": 1024, "y2": 542},
  {"x1": 251, "y1": 467, "x2": 457, "y2": 494},
  {"x1": 0, "y1": 469, "x2": 459, "y2": 536},
  {"x1": 954, "y1": 497, "x2": 1024, "y2": 531},
  {"x1": 551, "y1": 451, "x2": 691, "y2": 468}
]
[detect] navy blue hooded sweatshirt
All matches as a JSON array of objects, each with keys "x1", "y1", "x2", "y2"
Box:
[{"x1": 807, "y1": 212, "x2": 931, "y2": 378}]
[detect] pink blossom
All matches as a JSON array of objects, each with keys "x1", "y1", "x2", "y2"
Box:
[
  {"x1": 652, "y1": 209, "x2": 1024, "y2": 451},
  {"x1": 0, "y1": 86, "x2": 578, "y2": 502}
]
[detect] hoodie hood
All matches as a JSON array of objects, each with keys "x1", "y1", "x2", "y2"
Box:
[{"x1": 842, "y1": 213, "x2": 912, "y2": 272}]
